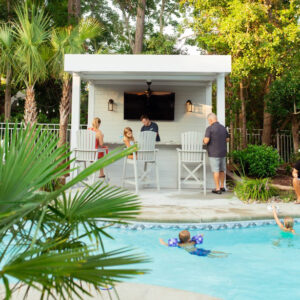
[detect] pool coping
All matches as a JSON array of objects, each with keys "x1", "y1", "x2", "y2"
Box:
[{"x1": 100, "y1": 218, "x2": 300, "y2": 230}]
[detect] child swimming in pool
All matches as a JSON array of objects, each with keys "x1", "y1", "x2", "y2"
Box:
[
  {"x1": 159, "y1": 230, "x2": 228, "y2": 258},
  {"x1": 272, "y1": 206, "x2": 295, "y2": 234}
]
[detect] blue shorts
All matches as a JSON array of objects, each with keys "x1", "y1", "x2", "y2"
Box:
[
  {"x1": 191, "y1": 248, "x2": 211, "y2": 257},
  {"x1": 209, "y1": 157, "x2": 226, "y2": 172}
]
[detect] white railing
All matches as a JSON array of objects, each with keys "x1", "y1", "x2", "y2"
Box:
[
  {"x1": 0, "y1": 122, "x2": 88, "y2": 143},
  {"x1": 0, "y1": 123, "x2": 296, "y2": 163}
]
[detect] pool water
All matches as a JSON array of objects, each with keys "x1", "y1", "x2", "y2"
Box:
[{"x1": 103, "y1": 224, "x2": 300, "y2": 300}]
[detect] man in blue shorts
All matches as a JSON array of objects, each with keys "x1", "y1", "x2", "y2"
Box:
[{"x1": 203, "y1": 113, "x2": 229, "y2": 194}]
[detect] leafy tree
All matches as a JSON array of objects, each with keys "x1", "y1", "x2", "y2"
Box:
[
  {"x1": 13, "y1": 3, "x2": 51, "y2": 125},
  {"x1": 51, "y1": 18, "x2": 101, "y2": 147},
  {"x1": 82, "y1": 0, "x2": 181, "y2": 53},
  {"x1": 45, "y1": 0, "x2": 69, "y2": 27},
  {"x1": 181, "y1": 0, "x2": 300, "y2": 147},
  {"x1": 0, "y1": 124, "x2": 146, "y2": 299},
  {"x1": 267, "y1": 71, "x2": 300, "y2": 153},
  {"x1": 144, "y1": 33, "x2": 183, "y2": 54}
]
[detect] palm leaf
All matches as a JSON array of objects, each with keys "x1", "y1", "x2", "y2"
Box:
[
  {"x1": 13, "y1": 3, "x2": 51, "y2": 86},
  {"x1": 2, "y1": 245, "x2": 148, "y2": 300},
  {"x1": 0, "y1": 124, "x2": 145, "y2": 299}
]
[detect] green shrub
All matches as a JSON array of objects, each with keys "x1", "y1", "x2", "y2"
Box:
[
  {"x1": 234, "y1": 177, "x2": 278, "y2": 203},
  {"x1": 290, "y1": 151, "x2": 300, "y2": 164},
  {"x1": 231, "y1": 144, "x2": 281, "y2": 178}
]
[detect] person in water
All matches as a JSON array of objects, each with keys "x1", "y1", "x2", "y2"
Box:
[
  {"x1": 159, "y1": 230, "x2": 227, "y2": 258},
  {"x1": 272, "y1": 206, "x2": 295, "y2": 234}
]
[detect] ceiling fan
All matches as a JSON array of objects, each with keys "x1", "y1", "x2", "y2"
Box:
[{"x1": 126, "y1": 81, "x2": 173, "y2": 98}]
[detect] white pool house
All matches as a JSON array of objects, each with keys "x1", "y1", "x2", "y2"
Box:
[{"x1": 64, "y1": 54, "x2": 231, "y2": 190}]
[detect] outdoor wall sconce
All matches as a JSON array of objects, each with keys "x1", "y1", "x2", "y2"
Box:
[
  {"x1": 108, "y1": 99, "x2": 114, "y2": 111},
  {"x1": 186, "y1": 100, "x2": 193, "y2": 112}
]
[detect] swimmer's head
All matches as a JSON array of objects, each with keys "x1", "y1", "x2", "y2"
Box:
[
  {"x1": 284, "y1": 216, "x2": 294, "y2": 229},
  {"x1": 179, "y1": 230, "x2": 190, "y2": 243}
]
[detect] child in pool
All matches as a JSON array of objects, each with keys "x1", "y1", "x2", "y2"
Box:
[
  {"x1": 159, "y1": 230, "x2": 228, "y2": 258},
  {"x1": 272, "y1": 206, "x2": 295, "y2": 234},
  {"x1": 123, "y1": 127, "x2": 135, "y2": 159}
]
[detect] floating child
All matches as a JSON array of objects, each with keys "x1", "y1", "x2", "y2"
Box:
[
  {"x1": 159, "y1": 230, "x2": 228, "y2": 258},
  {"x1": 272, "y1": 206, "x2": 295, "y2": 234}
]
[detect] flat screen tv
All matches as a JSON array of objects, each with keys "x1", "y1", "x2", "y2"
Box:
[{"x1": 124, "y1": 92, "x2": 175, "y2": 120}]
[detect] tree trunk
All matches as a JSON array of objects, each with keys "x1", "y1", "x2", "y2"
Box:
[
  {"x1": 58, "y1": 79, "x2": 72, "y2": 148},
  {"x1": 4, "y1": 67, "x2": 12, "y2": 121},
  {"x1": 240, "y1": 81, "x2": 247, "y2": 149},
  {"x1": 159, "y1": 0, "x2": 165, "y2": 34},
  {"x1": 225, "y1": 77, "x2": 234, "y2": 154},
  {"x1": 122, "y1": 10, "x2": 134, "y2": 52},
  {"x1": 68, "y1": 0, "x2": 73, "y2": 22},
  {"x1": 7, "y1": 0, "x2": 11, "y2": 21},
  {"x1": 262, "y1": 75, "x2": 272, "y2": 145},
  {"x1": 24, "y1": 86, "x2": 37, "y2": 126},
  {"x1": 133, "y1": 0, "x2": 146, "y2": 54},
  {"x1": 74, "y1": 0, "x2": 81, "y2": 19},
  {"x1": 291, "y1": 113, "x2": 299, "y2": 154},
  {"x1": 229, "y1": 109, "x2": 234, "y2": 157},
  {"x1": 235, "y1": 110, "x2": 239, "y2": 150},
  {"x1": 68, "y1": 0, "x2": 80, "y2": 23}
]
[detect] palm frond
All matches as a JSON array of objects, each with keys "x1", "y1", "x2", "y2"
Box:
[
  {"x1": 0, "y1": 23, "x2": 14, "y2": 73},
  {"x1": 2, "y1": 245, "x2": 148, "y2": 300},
  {"x1": 0, "y1": 124, "x2": 145, "y2": 299},
  {"x1": 55, "y1": 182, "x2": 140, "y2": 221},
  {"x1": 13, "y1": 3, "x2": 51, "y2": 86},
  {"x1": 50, "y1": 17, "x2": 102, "y2": 79}
]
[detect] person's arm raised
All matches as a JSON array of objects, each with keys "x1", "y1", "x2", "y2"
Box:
[{"x1": 272, "y1": 206, "x2": 284, "y2": 230}]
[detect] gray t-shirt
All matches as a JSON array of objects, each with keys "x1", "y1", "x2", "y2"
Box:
[{"x1": 204, "y1": 122, "x2": 229, "y2": 157}]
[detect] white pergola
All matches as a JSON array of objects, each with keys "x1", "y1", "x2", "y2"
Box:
[{"x1": 64, "y1": 54, "x2": 231, "y2": 152}]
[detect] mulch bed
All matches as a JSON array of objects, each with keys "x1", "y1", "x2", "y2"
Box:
[
  {"x1": 271, "y1": 174, "x2": 292, "y2": 187},
  {"x1": 227, "y1": 164, "x2": 294, "y2": 189}
]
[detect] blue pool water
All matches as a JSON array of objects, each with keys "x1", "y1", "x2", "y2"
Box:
[{"x1": 103, "y1": 223, "x2": 300, "y2": 300}]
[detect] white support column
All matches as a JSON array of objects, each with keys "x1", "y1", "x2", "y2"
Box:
[
  {"x1": 70, "y1": 73, "x2": 81, "y2": 152},
  {"x1": 88, "y1": 81, "x2": 95, "y2": 127},
  {"x1": 205, "y1": 84, "x2": 212, "y2": 127},
  {"x1": 216, "y1": 73, "x2": 225, "y2": 125}
]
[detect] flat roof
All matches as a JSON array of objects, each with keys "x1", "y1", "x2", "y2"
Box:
[{"x1": 64, "y1": 54, "x2": 231, "y2": 82}]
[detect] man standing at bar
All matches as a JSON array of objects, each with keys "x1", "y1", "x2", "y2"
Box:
[
  {"x1": 203, "y1": 113, "x2": 229, "y2": 194},
  {"x1": 140, "y1": 115, "x2": 160, "y2": 142}
]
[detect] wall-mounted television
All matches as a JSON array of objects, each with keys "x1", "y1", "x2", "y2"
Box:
[{"x1": 124, "y1": 92, "x2": 175, "y2": 120}]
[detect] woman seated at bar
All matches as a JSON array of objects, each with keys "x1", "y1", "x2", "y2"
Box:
[
  {"x1": 123, "y1": 127, "x2": 135, "y2": 159},
  {"x1": 88, "y1": 117, "x2": 108, "y2": 178}
]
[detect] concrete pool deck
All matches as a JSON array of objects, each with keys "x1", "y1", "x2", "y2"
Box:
[
  {"x1": 120, "y1": 189, "x2": 300, "y2": 223},
  {"x1": 1, "y1": 283, "x2": 220, "y2": 300},
  {"x1": 70, "y1": 184, "x2": 300, "y2": 223}
]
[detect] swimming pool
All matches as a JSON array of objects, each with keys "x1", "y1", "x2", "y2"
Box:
[{"x1": 102, "y1": 222, "x2": 300, "y2": 300}]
